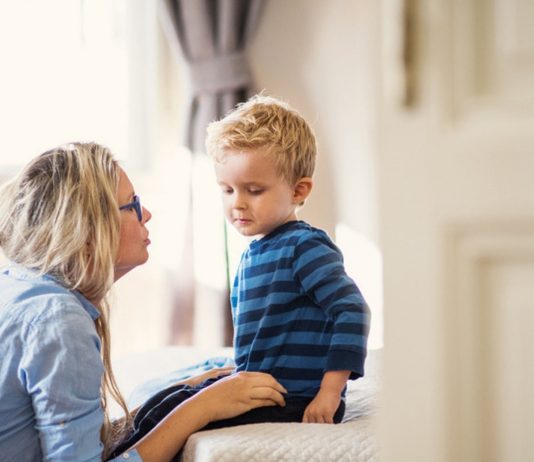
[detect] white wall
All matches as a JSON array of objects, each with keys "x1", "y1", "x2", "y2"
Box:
[
  {"x1": 0, "y1": 1, "x2": 384, "y2": 357},
  {"x1": 121, "y1": 1, "x2": 384, "y2": 353},
  {"x1": 249, "y1": 0, "x2": 380, "y2": 243},
  {"x1": 248, "y1": 0, "x2": 383, "y2": 348}
]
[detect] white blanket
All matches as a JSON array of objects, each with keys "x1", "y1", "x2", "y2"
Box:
[
  {"x1": 113, "y1": 347, "x2": 380, "y2": 462},
  {"x1": 182, "y1": 418, "x2": 377, "y2": 462},
  {"x1": 181, "y1": 349, "x2": 380, "y2": 462}
]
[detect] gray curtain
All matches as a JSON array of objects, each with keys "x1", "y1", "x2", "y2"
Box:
[
  {"x1": 159, "y1": 0, "x2": 266, "y2": 345},
  {"x1": 160, "y1": 0, "x2": 265, "y2": 153}
]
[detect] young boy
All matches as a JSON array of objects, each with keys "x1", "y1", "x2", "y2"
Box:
[
  {"x1": 109, "y1": 96, "x2": 370, "y2": 457},
  {"x1": 206, "y1": 94, "x2": 371, "y2": 424}
]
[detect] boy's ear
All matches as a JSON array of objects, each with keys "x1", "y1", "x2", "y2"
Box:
[{"x1": 292, "y1": 177, "x2": 313, "y2": 205}]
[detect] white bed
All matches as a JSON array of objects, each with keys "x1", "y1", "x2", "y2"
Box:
[{"x1": 112, "y1": 347, "x2": 380, "y2": 462}]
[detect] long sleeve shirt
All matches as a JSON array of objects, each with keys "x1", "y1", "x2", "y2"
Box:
[
  {"x1": 0, "y1": 264, "x2": 141, "y2": 461},
  {"x1": 232, "y1": 221, "x2": 371, "y2": 398}
]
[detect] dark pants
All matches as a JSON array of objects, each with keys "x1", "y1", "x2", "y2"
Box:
[{"x1": 110, "y1": 377, "x2": 345, "y2": 460}]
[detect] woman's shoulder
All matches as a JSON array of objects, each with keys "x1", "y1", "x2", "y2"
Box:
[{"x1": 0, "y1": 265, "x2": 94, "y2": 330}]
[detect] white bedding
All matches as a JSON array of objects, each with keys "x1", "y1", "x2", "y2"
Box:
[
  {"x1": 112, "y1": 347, "x2": 380, "y2": 462},
  {"x1": 181, "y1": 418, "x2": 376, "y2": 462}
]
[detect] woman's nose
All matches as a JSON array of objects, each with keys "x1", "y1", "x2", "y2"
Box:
[{"x1": 142, "y1": 206, "x2": 152, "y2": 223}]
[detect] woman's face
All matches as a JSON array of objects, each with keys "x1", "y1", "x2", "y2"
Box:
[{"x1": 114, "y1": 168, "x2": 152, "y2": 281}]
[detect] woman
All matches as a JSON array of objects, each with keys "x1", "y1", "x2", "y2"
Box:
[{"x1": 0, "y1": 143, "x2": 286, "y2": 461}]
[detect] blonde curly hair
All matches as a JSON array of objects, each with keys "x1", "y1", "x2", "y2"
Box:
[{"x1": 206, "y1": 94, "x2": 317, "y2": 185}]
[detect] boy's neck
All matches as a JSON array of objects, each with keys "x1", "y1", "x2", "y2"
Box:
[{"x1": 254, "y1": 218, "x2": 301, "y2": 241}]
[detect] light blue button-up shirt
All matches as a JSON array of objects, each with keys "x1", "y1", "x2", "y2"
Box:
[{"x1": 0, "y1": 264, "x2": 141, "y2": 461}]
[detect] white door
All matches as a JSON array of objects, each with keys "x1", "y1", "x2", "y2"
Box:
[{"x1": 379, "y1": 1, "x2": 534, "y2": 461}]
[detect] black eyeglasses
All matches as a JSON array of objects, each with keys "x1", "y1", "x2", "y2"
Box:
[{"x1": 119, "y1": 194, "x2": 143, "y2": 222}]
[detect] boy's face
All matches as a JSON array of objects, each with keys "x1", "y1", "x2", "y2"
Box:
[{"x1": 214, "y1": 149, "x2": 300, "y2": 239}]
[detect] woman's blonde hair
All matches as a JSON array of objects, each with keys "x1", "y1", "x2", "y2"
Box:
[
  {"x1": 206, "y1": 94, "x2": 317, "y2": 185},
  {"x1": 0, "y1": 142, "x2": 131, "y2": 457}
]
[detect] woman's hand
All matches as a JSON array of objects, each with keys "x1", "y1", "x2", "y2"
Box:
[
  {"x1": 195, "y1": 371, "x2": 287, "y2": 422},
  {"x1": 132, "y1": 371, "x2": 286, "y2": 462},
  {"x1": 176, "y1": 366, "x2": 235, "y2": 387}
]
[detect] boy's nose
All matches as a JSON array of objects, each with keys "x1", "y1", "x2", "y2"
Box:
[{"x1": 232, "y1": 194, "x2": 247, "y2": 210}]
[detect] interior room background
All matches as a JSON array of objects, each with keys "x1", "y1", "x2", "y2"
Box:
[
  {"x1": 3, "y1": 2, "x2": 534, "y2": 460},
  {"x1": 0, "y1": 0, "x2": 383, "y2": 361}
]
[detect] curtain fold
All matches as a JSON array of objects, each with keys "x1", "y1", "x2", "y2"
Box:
[{"x1": 160, "y1": 0, "x2": 265, "y2": 153}]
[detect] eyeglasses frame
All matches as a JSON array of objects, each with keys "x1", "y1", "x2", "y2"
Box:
[{"x1": 119, "y1": 194, "x2": 143, "y2": 222}]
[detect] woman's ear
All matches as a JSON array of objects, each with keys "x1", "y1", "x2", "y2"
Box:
[{"x1": 292, "y1": 177, "x2": 313, "y2": 205}]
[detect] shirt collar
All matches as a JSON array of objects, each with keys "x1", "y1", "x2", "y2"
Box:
[{"x1": 250, "y1": 220, "x2": 303, "y2": 249}]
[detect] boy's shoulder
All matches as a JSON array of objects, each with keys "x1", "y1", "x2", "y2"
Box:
[
  {"x1": 255, "y1": 220, "x2": 335, "y2": 250},
  {"x1": 287, "y1": 220, "x2": 334, "y2": 242}
]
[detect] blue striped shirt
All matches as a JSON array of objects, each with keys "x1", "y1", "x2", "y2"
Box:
[{"x1": 232, "y1": 221, "x2": 370, "y2": 397}]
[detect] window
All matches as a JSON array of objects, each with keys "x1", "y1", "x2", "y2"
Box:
[
  {"x1": 0, "y1": 0, "x2": 193, "y2": 359},
  {"x1": 0, "y1": 0, "x2": 131, "y2": 171}
]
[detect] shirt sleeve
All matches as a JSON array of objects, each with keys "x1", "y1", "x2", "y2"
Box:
[
  {"x1": 293, "y1": 234, "x2": 371, "y2": 379},
  {"x1": 108, "y1": 449, "x2": 143, "y2": 461},
  {"x1": 20, "y1": 297, "x2": 141, "y2": 462}
]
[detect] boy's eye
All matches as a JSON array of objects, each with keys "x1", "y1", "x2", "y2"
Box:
[
  {"x1": 222, "y1": 187, "x2": 233, "y2": 194},
  {"x1": 248, "y1": 189, "x2": 264, "y2": 195}
]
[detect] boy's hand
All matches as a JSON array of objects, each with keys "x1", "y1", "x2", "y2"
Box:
[
  {"x1": 302, "y1": 369, "x2": 350, "y2": 423},
  {"x1": 302, "y1": 388, "x2": 341, "y2": 423}
]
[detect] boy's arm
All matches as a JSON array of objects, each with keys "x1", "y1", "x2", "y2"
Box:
[
  {"x1": 294, "y1": 234, "x2": 371, "y2": 380},
  {"x1": 302, "y1": 370, "x2": 350, "y2": 423}
]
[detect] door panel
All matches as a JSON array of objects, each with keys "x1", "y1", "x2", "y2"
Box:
[{"x1": 379, "y1": 1, "x2": 534, "y2": 461}]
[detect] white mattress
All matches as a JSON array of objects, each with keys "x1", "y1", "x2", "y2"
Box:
[
  {"x1": 181, "y1": 418, "x2": 377, "y2": 462},
  {"x1": 112, "y1": 347, "x2": 380, "y2": 462}
]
